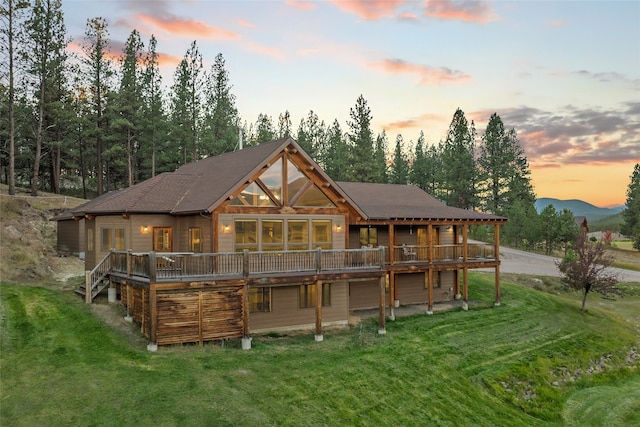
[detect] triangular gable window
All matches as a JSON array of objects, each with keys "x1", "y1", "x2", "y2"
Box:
[
  {"x1": 295, "y1": 185, "x2": 335, "y2": 207},
  {"x1": 229, "y1": 182, "x2": 276, "y2": 206},
  {"x1": 228, "y1": 152, "x2": 336, "y2": 208}
]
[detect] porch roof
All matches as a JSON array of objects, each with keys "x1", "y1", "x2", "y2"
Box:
[{"x1": 336, "y1": 182, "x2": 506, "y2": 222}]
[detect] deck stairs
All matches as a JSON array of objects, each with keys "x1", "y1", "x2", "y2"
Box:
[{"x1": 74, "y1": 253, "x2": 113, "y2": 303}]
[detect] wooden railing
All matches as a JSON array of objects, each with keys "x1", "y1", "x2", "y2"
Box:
[
  {"x1": 107, "y1": 247, "x2": 385, "y2": 282},
  {"x1": 392, "y1": 244, "x2": 495, "y2": 264},
  {"x1": 85, "y1": 252, "x2": 113, "y2": 303}
]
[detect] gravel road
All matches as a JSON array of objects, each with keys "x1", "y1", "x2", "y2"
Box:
[{"x1": 487, "y1": 245, "x2": 640, "y2": 283}]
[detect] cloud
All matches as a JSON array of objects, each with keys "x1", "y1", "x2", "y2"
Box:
[
  {"x1": 424, "y1": 0, "x2": 498, "y2": 23},
  {"x1": 286, "y1": 0, "x2": 317, "y2": 11},
  {"x1": 330, "y1": 0, "x2": 404, "y2": 20},
  {"x1": 383, "y1": 113, "x2": 444, "y2": 131},
  {"x1": 237, "y1": 19, "x2": 256, "y2": 28},
  {"x1": 548, "y1": 19, "x2": 567, "y2": 27},
  {"x1": 370, "y1": 58, "x2": 471, "y2": 85},
  {"x1": 245, "y1": 41, "x2": 285, "y2": 60},
  {"x1": 135, "y1": 13, "x2": 241, "y2": 40},
  {"x1": 476, "y1": 105, "x2": 640, "y2": 167}
]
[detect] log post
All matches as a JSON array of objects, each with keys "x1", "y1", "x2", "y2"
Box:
[
  {"x1": 242, "y1": 283, "x2": 252, "y2": 350},
  {"x1": 147, "y1": 286, "x2": 158, "y2": 352},
  {"x1": 378, "y1": 276, "x2": 386, "y2": 334},
  {"x1": 315, "y1": 280, "x2": 323, "y2": 342},
  {"x1": 149, "y1": 251, "x2": 157, "y2": 282},
  {"x1": 494, "y1": 224, "x2": 501, "y2": 306},
  {"x1": 426, "y1": 270, "x2": 433, "y2": 315},
  {"x1": 389, "y1": 224, "x2": 395, "y2": 265},
  {"x1": 85, "y1": 270, "x2": 91, "y2": 304},
  {"x1": 243, "y1": 249, "x2": 250, "y2": 278}
]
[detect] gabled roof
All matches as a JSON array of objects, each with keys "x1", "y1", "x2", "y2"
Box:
[
  {"x1": 66, "y1": 138, "x2": 364, "y2": 218},
  {"x1": 336, "y1": 182, "x2": 506, "y2": 222}
]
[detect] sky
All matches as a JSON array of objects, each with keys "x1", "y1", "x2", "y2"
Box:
[{"x1": 60, "y1": 0, "x2": 640, "y2": 208}]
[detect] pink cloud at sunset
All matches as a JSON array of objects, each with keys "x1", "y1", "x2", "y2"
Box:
[
  {"x1": 286, "y1": 0, "x2": 317, "y2": 11},
  {"x1": 237, "y1": 19, "x2": 256, "y2": 29},
  {"x1": 370, "y1": 58, "x2": 471, "y2": 85},
  {"x1": 135, "y1": 14, "x2": 241, "y2": 40},
  {"x1": 548, "y1": 19, "x2": 567, "y2": 27},
  {"x1": 330, "y1": 0, "x2": 403, "y2": 20},
  {"x1": 245, "y1": 42, "x2": 285, "y2": 60},
  {"x1": 424, "y1": 0, "x2": 498, "y2": 23}
]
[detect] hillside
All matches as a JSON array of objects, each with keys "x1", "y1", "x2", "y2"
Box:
[
  {"x1": 535, "y1": 197, "x2": 625, "y2": 221},
  {"x1": 0, "y1": 185, "x2": 86, "y2": 286}
]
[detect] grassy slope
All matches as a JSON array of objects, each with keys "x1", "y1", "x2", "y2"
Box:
[{"x1": 2, "y1": 274, "x2": 639, "y2": 427}]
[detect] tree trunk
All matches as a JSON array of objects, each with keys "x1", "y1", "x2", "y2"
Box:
[{"x1": 581, "y1": 290, "x2": 588, "y2": 311}]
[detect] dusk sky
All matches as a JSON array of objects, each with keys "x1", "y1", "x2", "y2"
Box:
[{"x1": 61, "y1": 0, "x2": 639, "y2": 208}]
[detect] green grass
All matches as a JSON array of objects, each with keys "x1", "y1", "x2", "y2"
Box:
[{"x1": 2, "y1": 274, "x2": 639, "y2": 426}]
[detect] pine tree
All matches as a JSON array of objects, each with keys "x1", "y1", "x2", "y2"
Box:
[
  {"x1": 389, "y1": 133, "x2": 409, "y2": 184},
  {"x1": 440, "y1": 108, "x2": 477, "y2": 208},
  {"x1": 347, "y1": 94, "x2": 375, "y2": 182},
  {"x1": 621, "y1": 163, "x2": 640, "y2": 250},
  {"x1": 113, "y1": 29, "x2": 143, "y2": 187},
  {"x1": 277, "y1": 110, "x2": 292, "y2": 139},
  {"x1": 139, "y1": 34, "x2": 166, "y2": 178},
  {"x1": 170, "y1": 40, "x2": 203, "y2": 164},
  {"x1": 23, "y1": 0, "x2": 68, "y2": 195},
  {"x1": 201, "y1": 52, "x2": 238, "y2": 156},
  {"x1": 373, "y1": 130, "x2": 388, "y2": 183},
  {"x1": 81, "y1": 17, "x2": 113, "y2": 195},
  {"x1": 323, "y1": 119, "x2": 349, "y2": 181},
  {"x1": 254, "y1": 113, "x2": 275, "y2": 143},
  {"x1": 478, "y1": 113, "x2": 535, "y2": 214}
]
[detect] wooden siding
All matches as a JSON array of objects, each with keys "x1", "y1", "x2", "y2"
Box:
[
  {"x1": 250, "y1": 282, "x2": 348, "y2": 332},
  {"x1": 129, "y1": 214, "x2": 177, "y2": 252},
  {"x1": 120, "y1": 284, "x2": 151, "y2": 337},
  {"x1": 349, "y1": 279, "x2": 381, "y2": 310},
  {"x1": 56, "y1": 219, "x2": 82, "y2": 255},
  {"x1": 175, "y1": 215, "x2": 213, "y2": 252},
  {"x1": 396, "y1": 272, "x2": 455, "y2": 305},
  {"x1": 155, "y1": 286, "x2": 244, "y2": 345}
]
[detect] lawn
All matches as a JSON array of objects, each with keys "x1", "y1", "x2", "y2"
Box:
[{"x1": 2, "y1": 274, "x2": 639, "y2": 426}]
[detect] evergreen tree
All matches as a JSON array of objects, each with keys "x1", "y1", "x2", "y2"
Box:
[
  {"x1": 373, "y1": 130, "x2": 388, "y2": 183},
  {"x1": 323, "y1": 119, "x2": 349, "y2": 181},
  {"x1": 347, "y1": 94, "x2": 375, "y2": 182},
  {"x1": 170, "y1": 40, "x2": 202, "y2": 164},
  {"x1": 113, "y1": 29, "x2": 143, "y2": 187},
  {"x1": 139, "y1": 34, "x2": 167, "y2": 178},
  {"x1": 409, "y1": 131, "x2": 427, "y2": 190},
  {"x1": 277, "y1": 110, "x2": 292, "y2": 139},
  {"x1": 22, "y1": 0, "x2": 68, "y2": 195},
  {"x1": 478, "y1": 113, "x2": 534, "y2": 214},
  {"x1": 440, "y1": 108, "x2": 477, "y2": 208},
  {"x1": 389, "y1": 133, "x2": 409, "y2": 184},
  {"x1": 201, "y1": 52, "x2": 238, "y2": 156},
  {"x1": 254, "y1": 113, "x2": 275, "y2": 143},
  {"x1": 296, "y1": 110, "x2": 325, "y2": 161},
  {"x1": 81, "y1": 17, "x2": 113, "y2": 195},
  {"x1": 621, "y1": 163, "x2": 640, "y2": 250},
  {"x1": 1, "y1": 0, "x2": 29, "y2": 194}
]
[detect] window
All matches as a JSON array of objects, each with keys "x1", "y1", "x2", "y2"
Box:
[
  {"x1": 189, "y1": 227, "x2": 202, "y2": 252},
  {"x1": 235, "y1": 220, "x2": 257, "y2": 251},
  {"x1": 153, "y1": 227, "x2": 172, "y2": 252},
  {"x1": 299, "y1": 283, "x2": 331, "y2": 308},
  {"x1": 288, "y1": 220, "x2": 309, "y2": 251},
  {"x1": 101, "y1": 227, "x2": 125, "y2": 251},
  {"x1": 312, "y1": 220, "x2": 332, "y2": 249},
  {"x1": 359, "y1": 227, "x2": 377, "y2": 247},
  {"x1": 249, "y1": 287, "x2": 271, "y2": 312},
  {"x1": 262, "y1": 220, "x2": 283, "y2": 251}
]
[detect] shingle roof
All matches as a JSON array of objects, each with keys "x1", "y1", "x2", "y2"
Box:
[
  {"x1": 70, "y1": 138, "x2": 294, "y2": 216},
  {"x1": 63, "y1": 138, "x2": 505, "y2": 223},
  {"x1": 336, "y1": 182, "x2": 506, "y2": 222}
]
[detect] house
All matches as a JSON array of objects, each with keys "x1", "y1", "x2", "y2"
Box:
[{"x1": 55, "y1": 138, "x2": 507, "y2": 350}]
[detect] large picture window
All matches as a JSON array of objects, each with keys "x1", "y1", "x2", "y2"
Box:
[
  {"x1": 262, "y1": 220, "x2": 283, "y2": 252},
  {"x1": 299, "y1": 283, "x2": 331, "y2": 309},
  {"x1": 288, "y1": 220, "x2": 308, "y2": 251},
  {"x1": 312, "y1": 220, "x2": 332, "y2": 249},
  {"x1": 235, "y1": 220, "x2": 257, "y2": 251}
]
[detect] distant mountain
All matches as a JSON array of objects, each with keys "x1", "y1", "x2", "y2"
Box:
[{"x1": 535, "y1": 198, "x2": 626, "y2": 221}]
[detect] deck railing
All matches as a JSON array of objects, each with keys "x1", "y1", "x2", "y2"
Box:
[
  {"x1": 392, "y1": 244, "x2": 495, "y2": 263},
  {"x1": 108, "y1": 247, "x2": 385, "y2": 282}
]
